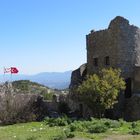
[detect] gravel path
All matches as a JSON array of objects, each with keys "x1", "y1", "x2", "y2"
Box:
[{"x1": 103, "y1": 135, "x2": 140, "y2": 140}]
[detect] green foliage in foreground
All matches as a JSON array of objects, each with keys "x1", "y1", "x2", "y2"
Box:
[
  {"x1": 76, "y1": 68, "x2": 126, "y2": 117},
  {"x1": 44, "y1": 116, "x2": 72, "y2": 127},
  {"x1": 1, "y1": 118, "x2": 140, "y2": 140}
]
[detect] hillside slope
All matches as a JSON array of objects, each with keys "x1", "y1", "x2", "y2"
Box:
[
  {"x1": 0, "y1": 71, "x2": 72, "y2": 89},
  {"x1": 12, "y1": 80, "x2": 51, "y2": 95}
]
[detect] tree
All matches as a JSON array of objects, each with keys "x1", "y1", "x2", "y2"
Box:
[{"x1": 76, "y1": 68, "x2": 126, "y2": 118}]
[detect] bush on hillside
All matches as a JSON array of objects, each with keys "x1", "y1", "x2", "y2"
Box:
[
  {"x1": 43, "y1": 117, "x2": 126, "y2": 134},
  {"x1": 69, "y1": 121, "x2": 86, "y2": 132},
  {"x1": 43, "y1": 92, "x2": 54, "y2": 100},
  {"x1": 129, "y1": 121, "x2": 140, "y2": 135},
  {"x1": 131, "y1": 122, "x2": 138, "y2": 129},
  {"x1": 103, "y1": 119, "x2": 121, "y2": 128},
  {"x1": 44, "y1": 117, "x2": 72, "y2": 127},
  {"x1": 69, "y1": 118, "x2": 122, "y2": 133},
  {"x1": 64, "y1": 128, "x2": 75, "y2": 138},
  {"x1": 88, "y1": 124, "x2": 107, "y2": 133}
]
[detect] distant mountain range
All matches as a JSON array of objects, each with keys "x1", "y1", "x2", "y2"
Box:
[{"x1": 0, "y1": 71, "x2": 72, "y2": 89}]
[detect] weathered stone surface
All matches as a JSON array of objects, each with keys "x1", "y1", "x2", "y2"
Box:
[
  {"x1": 69, "y1": 63, "x2": 87, "y2": 89},
  {"x1": 86, "y1": 16, "x2": 140, "y2": 81},
  {"x1": 124, "y1": 94, "x2": 140, "y2": 121}
]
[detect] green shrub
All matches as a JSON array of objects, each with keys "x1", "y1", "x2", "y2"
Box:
[
  {"x1": 44, "y1": 117, "x2": 71, "y2": 127},
  {"x1": 69, "y1": 121, "x2": 86, "y2": 132},
  {"x1": 129, "y1": 122, "x2": 140, "y2": 135},
  {"x1": 118, "y1": 118, "x2": 126, "y2": 126},
  {"x1": 64, "y1": 128, "x2": 75, "y2": 138},
  {"x1": 81, "y1": 121, "x2": 92, "y2": 128},
  {"x1": 129, "y1": 129, "x2": 140, "y2": 135},
  {"x1": 131, "y1": 122, "x2": 138, "y2": 129},
  {"x1": 69, "y1": 123, "x2": 77, "y2": 132},
  {"x1": 90, "y1": 118, "x2": 121, "y2": 129},
  {"x1": 88, "y1": 124, "x2": 107, "y2": 133},
  {"x1": 103, "y1": 119, "x2": 121, "y2": 128},
  {"x1": 67, "y1": 133, "x2": 75, "y2": 138},
  {"x1": 43, "y1": 92, "x2": 54, "y2": 100},
  {"x1": 69, "y1": 119, "x2": 109, "y2": 133}
]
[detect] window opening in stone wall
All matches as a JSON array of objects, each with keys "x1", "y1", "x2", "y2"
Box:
[
  {"x1": 93, "y1": 58, "x2": 98, "y2": 66},
  {"x1": 105, "y1": 56, "x2": 110, "y2": 65},
  {"x1": 125, "y1": 78, "x2": 132, "y2": 98}
]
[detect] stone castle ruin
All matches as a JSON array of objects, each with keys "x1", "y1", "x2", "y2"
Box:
[{"x1": 70, "y1": 16, "x2": 140, "y2": 121}]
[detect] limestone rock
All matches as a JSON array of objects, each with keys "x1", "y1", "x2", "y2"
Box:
[{"x1": 69, "y1": 63, "x2": 87, "y2": 89}]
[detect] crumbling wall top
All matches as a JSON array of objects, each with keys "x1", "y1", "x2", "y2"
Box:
[{"x1": 108, "y1": 16, "x2": 129, "y2": 29}]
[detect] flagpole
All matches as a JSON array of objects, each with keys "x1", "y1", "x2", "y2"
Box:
[
  {"x1": 10, "y1": 72, "x2": 12, "y2": 83},
  {"x1": 3, "y1": 67, "x2": 5, "y2": 83}
]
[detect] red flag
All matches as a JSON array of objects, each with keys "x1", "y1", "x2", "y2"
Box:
[{"x1": 11, "y1": 67, "x2": 19, "y2": 74}]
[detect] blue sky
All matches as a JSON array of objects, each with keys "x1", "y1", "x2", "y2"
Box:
[{"x1": 0, "y1": 0, "x2": 140, "y2": 74}]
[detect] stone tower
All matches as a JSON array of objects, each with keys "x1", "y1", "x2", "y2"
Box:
[
  {"x1": 69, "y1": 16, "x2": 140, "y2": 120},
  {"x1": 86, "y1": 16, "x2": 140, "y2": 97}
]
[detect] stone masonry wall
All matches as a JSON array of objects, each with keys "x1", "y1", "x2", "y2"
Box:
[{"x1": 86, "y1": 16, "x2": 140, "y2": 82}]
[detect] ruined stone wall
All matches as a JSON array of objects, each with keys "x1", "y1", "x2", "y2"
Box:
[
  {"x1": 87, "y1": 16, "x2": 140, "y2": 80},
  {"x1": 87, "y1": 28, "x2": 118, "y2": 74}
]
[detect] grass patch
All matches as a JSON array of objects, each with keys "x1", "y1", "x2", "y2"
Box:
[{"x1": 0, "y1": 118, "x2": 140, "y2": 140}]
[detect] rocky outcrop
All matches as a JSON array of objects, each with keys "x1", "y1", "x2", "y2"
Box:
[{"x1": 69, "y1": 63, "x2": 87, "y2": 89}]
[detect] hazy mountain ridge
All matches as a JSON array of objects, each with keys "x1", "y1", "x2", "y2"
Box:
[{"x1": 0, "y1": 71, "x2": 72, "y2": 89}]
